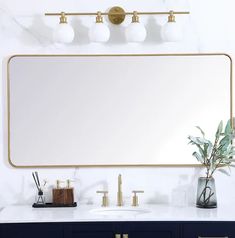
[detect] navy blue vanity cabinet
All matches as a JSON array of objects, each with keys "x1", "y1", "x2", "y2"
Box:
[
  {"x1": 1, "y1": 221, "x2": 235, "y2": 238},
  {"x1": 64, "y1": 222, "x2": 180, "y2": 238},
  {"x1": 183, "y1": 222, "x2": 235, "y2": 238},
  {"x1": 0, "y1": 223, "x2": 63, "y2": 238},
  {"x1": 63, "y1": 222, "x2": 120, "y2": 238},
  {"x1": 122, "y1": 222, "x2": 180, "y2": 238}
]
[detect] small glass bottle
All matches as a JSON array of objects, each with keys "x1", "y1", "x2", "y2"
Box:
[{"x1": 35, "y1": 190, "x2": 45, "y2": 205}]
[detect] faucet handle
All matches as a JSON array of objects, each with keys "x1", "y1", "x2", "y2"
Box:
[
  {"x1": 96, "y1": 191, "x2": 109, "y2": 207},
  {"x1": 132, "y1": 190, "x2": 144, "y2": 206}
]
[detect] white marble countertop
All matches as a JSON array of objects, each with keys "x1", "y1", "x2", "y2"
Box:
[{"x1": 0, "y1": 204, "x2": 234, "y2": 223}]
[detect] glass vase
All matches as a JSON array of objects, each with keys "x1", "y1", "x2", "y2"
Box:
[{"x1": 196, "y1": 177, "x2": 217, "y2": 208}]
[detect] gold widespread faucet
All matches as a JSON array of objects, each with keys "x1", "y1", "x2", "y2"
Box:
[
  {"x1": 97, "y1": 174, "x2": 144, "y2": 207},
  {"x1": 117, "y1": 174, "x2": 123, "y2": 206}
]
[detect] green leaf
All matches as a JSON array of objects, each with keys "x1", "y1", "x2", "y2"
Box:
[
  {"x1": 221, "y1": 151, "x2": 229, "y2": 158},
  {"x1": 225, "y1": 119, "x2": 233, "y2": 135},
  {"x1": 219, "y1": 135, "x2": 232, "y2": 146},
  {"x1": 205, "y1": 142, "x2": 213, "y2": 155},
  {"x1": 197, "y1": 137, "x2": 211, "y2": 145},
  {"x1": 197, "y1": 145, "x2": 205, "y2": 158},
  {"x1": 216, "y1": 121, "x2": 223, "y2": 139},
  {"x1": 192, "y1": 151, "x2": 204, "y2": 163},
  {"x1": 188, "y1": 136, "x2": 197, "y2": 144},
  {"x1": 188, "y1": 136, "x2": 204, "y2": 146},
  {"x1": 229, "y1": 151, "x2": 235, "y2": 156},
  {"x1": 196, "y1": 126, "x2": 205, "y2": 138},
  {"x1": 220, "y1": 156, "x2": 232, "y2": 162}
]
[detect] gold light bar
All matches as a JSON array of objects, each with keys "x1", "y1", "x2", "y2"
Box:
[
  {"x1": 45, "y1": 11, "x2": 190, "y2": 16},
  {"x1": 45, "y1": 6, "x2": 190, "y2": 25}
]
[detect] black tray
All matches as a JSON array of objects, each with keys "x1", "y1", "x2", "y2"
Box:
[{"x1": 32, "y1": 202, "x2": 77, "y2": 208}]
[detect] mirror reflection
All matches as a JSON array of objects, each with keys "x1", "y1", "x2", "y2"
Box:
[{"x1": 7, "y1": 54, "x2": 232, "y2": 167}]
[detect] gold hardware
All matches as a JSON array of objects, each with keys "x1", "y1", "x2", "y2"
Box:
[
  {"x1": 168, "y1": 10, "x2": 176, "y2": 22},
  {"x1": 45, "y1": 10, "x2": 190, "y2": 16},
  {"x1": 45, "y1": 6, "x2": 190, "y2": 25},
  {"x1": 132, "y1": 11, "x2": 139, "y2": 23},
  {"x1": 123, "y1": 234, "x2": 129, "y2": 238},
  {"x1": 132, "y1": 190, "x2": 144, "y2": 206},
  {"x1": 66, "y1": 179, "x2": 75, "y2": 188},
  {"x1": 198, "y1": 237, "x2": 228, "y2": 238},
  {"x1": 96, "y1": 11, "x2": 103, "y2": 23},
  {"x1": 117, "y1": 174, "x2": 123, "y2": 206},
  {"x1": 56, "y1": 180, "x2": 65, "y2": 189},
  {"x1": 108, "y1": 6, "x2": 126, "y2": 25},
  {"x1": 59, "y1": 12, "x2": 67, "y2": 24},
  {"x1": 96, "y1": 191, "x2": 109, "y2": 207},
  {"x1": 115, "y1": 234, "x2": 121, "y2": 238}
]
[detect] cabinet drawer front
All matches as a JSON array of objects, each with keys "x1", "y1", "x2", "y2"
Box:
[
  {"x1": 183, "y1": 223, "x2": 235, "y2": 238},
  {"x1": 65, "y1": 231, "x2": 114, "y2": 238},
  {"x1": 122, "y1": 222, "x2": 179, "y2": 238},
  {"x1": 64, "y1": 222, "x2": 119, "y2": 238},
  {"x1": 1, "y1": 223, "x2": 63, "y2": 238},
  {"x1": 128, "y1": 231, "x2": 173, "y2": 238}
]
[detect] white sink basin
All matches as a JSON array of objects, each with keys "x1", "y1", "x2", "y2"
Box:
[{"x1": 90, "y1": 207, "x2": 150, "y2": 217}]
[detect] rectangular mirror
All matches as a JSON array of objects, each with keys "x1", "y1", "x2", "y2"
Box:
[{"x1": 7, "y1": 54, "x2": 233, "y2": 167}]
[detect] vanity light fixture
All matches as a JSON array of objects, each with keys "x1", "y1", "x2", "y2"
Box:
[
  {"x1": 161, "y1": 11, "x2": 183, "y2": 42},
  {"x1": 53, "y1": 12, "x2": 75, "y2": 44},
  {"x1": 45, "y1": 7, "x2": 190, "y2": 44},
  {"x1": 125, "y1": 11, "x2": 147, "y2": 43},
  {"x1": 89, "y1": 11, "x2": 110, "y2": 43}
]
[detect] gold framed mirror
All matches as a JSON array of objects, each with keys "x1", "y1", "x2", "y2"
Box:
[{"x1": 7, "y1": 54, "x2": 233, "y2": 167}]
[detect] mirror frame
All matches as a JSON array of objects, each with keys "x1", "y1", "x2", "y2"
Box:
[{"x1": 7, "y1": 53, "x2": 234, "y2": 168}]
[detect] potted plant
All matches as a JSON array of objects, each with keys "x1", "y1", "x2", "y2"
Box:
[{"x1": 188, "y1": 119, "x2": 235, "y2": 208}]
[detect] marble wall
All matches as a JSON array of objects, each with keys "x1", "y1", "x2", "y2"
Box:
[{"x1": 0, "y1": 0, "x2": 235, "y2": 207}]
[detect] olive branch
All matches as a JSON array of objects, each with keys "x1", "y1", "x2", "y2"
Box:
[{"x1": 188, "y1": 119, "x2": 235, "y2": 178}]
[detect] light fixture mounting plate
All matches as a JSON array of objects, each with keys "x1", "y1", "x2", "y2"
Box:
[{"x1": 108, "y1": 6, "x2": 126, "y2": 25}]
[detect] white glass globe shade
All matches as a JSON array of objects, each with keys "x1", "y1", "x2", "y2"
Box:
[
  {"x1": 89, "y1": 23, "x2": 110, "y2": 43},
  {"x1": 125, "y1": 22, "x2": 147, "y2": 43},
  {"x1": 53, "y1": 23, "x2": 75, "y2": 44},
  {"x1": 161, "y1": 22, "x2": 182, "y2": 42}
]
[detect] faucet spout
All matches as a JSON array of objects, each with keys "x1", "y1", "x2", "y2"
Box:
[{"x1": 117, "y1": 174, "x2": 123, "y2": 206}]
